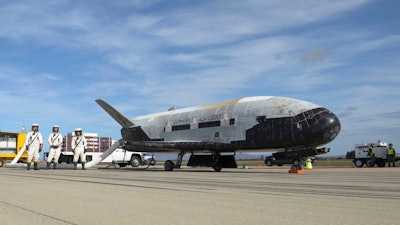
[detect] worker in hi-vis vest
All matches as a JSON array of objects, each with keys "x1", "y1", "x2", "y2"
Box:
[
  {"x1": 71, "y1": 128, "x2": 87, "y2": 170},
  {"x1": 386, "y1": 143, "x2": 396, "y2": 167},
  {"x1": 368, "y1": 144, "x2": 375, "y2": 163},
  {"x1": 47, "y1": 125, "x2": 63, "y2": 169},
  {"x1": 24, "y1": 123, "x2": 43, "y2": 170}
]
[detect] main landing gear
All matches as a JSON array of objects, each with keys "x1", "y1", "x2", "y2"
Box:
[
  {"x1": 288, "y1": 159, "x2": 303, "y2": 174},
  {"x1": 163, "y1": 151, "x2": 185, "y2": 171},
  {"x1": 174, "y1": 151, "x2": 185, "y2": 169},
  {"x1": 290, "y1": 159, "x2": 302, "y2": 171},
  {"x1": 163, "y1": 152, "x2": 237, "y2": 172},
  {"x1": 211, "y1": 152, "x2": 222, "y2": 172}
]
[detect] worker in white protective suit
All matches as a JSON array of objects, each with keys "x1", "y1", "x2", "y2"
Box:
[
  {"x1": 46, "y1": 125, "x2": 63, "y2": 169},
  {"x1": 24, "y1": 123, "x2": 43, "y2": 170},
  {"x1": 71, "y1": 128, "x2": 87, "y2": 170}
]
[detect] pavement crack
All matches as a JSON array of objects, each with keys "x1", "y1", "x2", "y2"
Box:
[{"x1": 0, "y1": 200, "x2": 78, "y2": 225}]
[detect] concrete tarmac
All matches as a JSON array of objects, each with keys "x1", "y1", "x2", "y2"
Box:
[{"x1": 0, "y1": 165, "x2": 399, "y2": 225}]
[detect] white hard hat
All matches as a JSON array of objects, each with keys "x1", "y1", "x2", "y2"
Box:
[
  {"x1": 32, "y1": 123, "x2": 39, "y2": 127},
  {"x1": 53, "y1": 125, "x2": 59, "y2": 128},
  {"x1": 75, "y1": 128, "x2": 82, "y2": 132}
]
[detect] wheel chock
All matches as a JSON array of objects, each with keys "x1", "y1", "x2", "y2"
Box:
[{"x1": 288, "y1": 169, "x2": 303, "y2": 174}]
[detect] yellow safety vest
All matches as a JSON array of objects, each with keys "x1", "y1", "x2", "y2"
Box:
[
  {"x1": 387, "y1": 147, "x2": 395, "y2": 155},
  {"x1": 369, "y1": 147, "x2": 375, "y2": 154}
]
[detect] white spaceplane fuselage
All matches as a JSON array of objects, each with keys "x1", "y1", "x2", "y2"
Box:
[{"x1": 96, "y1": 96, "x2": 341, "y2": 171}]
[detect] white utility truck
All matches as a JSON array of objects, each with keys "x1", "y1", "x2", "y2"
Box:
[
  {"x1": 352, "y1": 141, "x2": 397, "y2": 167},
  {"x1": 101, "y1": 147, "x2": 156, "y2": 167},
  {"x1": 45, "y1": 147, "x2": 156, "y2": 168}
]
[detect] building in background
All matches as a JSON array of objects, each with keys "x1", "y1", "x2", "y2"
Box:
[{"x1": 63, "y1": 132, "x2": 113, "y2": 153}]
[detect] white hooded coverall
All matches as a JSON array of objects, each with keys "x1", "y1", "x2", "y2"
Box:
[
  {"x1": 25, "y1": 131, "x2": 43, "y2": 163},
  {"x1": 71, "y1": 135, "x2": 87, "y2": 163},
  {"x1": 47, "y1": 132, "x2": 63, "y2": 163}
]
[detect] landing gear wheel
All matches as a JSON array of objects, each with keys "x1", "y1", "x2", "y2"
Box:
[
  {"x1": 211, "y1": 152, "x2": 222, "y2": 172},
  {"x1": 212, "y1": 166, "x2": 222, "y2": 172},
  {"x1": 118, "y1": 163, "x2": 128, "y2": 168},
  {"x1": 290, "y1": 165, "x2": 299, "y2": 171},
  {"x1": 291, "y1": 160, "x2": 301, "y2": 170},
  {"x1": 164, "y1": 160, "x2": 175, "y2": 171}
]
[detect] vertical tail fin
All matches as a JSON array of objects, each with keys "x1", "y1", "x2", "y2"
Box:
[{"x1": 95, "y1": 99, "x2": 135, "y2": 128}]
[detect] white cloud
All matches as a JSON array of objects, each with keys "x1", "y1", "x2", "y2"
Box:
[{"x1": 357, "y1": 34, "x2": 400, "y2": 52}]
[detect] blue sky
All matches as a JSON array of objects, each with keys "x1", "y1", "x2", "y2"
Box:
[{"x1": 0, "y1": 0, "x2": 399, "y2": 156}]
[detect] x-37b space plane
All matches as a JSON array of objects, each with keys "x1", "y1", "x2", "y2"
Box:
[{"x1": 96, "y1": 96, "x2": 340, "y2": 171}]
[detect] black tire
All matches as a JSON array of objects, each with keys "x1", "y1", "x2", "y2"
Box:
[
  {"x1": 290, "y1": 165, "x2": 298, "y2": 170},
  {"x1": 293, "y1": 160, "x2": 302, "y2": 170},
  {"x1": 130, "y1": 155, "x2": 141, "y2": 167},
  {"x1": 118, "y1": 163, "x2": 128, "y2": 168},
  {"x1": 376, "y1": 159, "x2": 386, "y2": 167},
  {"x1": 212, "y1": 166, "x2": 222, "y2": 172},
  {"x1": 265, "y1": 160, "x2": 273, "y2": 167},
  {"x1": 366, "y1": 160, "x2": 375, "y2": 167},
  {"x1": 354, "y1": 159, "x2": 364, "y2": 168},
  {"x1": 164, "y1": 160, "x2": 175, "y2": 171},
  {"x1": 0, "y1": 159, "x2": 4, "y2": 167}
]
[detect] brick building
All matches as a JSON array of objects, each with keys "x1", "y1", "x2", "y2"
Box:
[{"x1": 63, "y1": 132, "x2": 113, "y2": 153}]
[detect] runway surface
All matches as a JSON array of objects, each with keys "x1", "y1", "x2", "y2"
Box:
[{"x1": 0, "y1": 165, "x2": 399, "y2": 225}]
